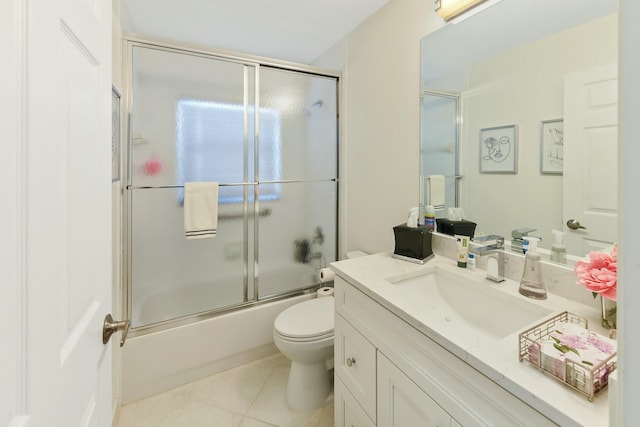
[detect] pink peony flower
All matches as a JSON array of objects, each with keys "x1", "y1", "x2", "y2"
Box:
[{"x1": 574, "y1": 245, "x2": 617, "y2": 301}]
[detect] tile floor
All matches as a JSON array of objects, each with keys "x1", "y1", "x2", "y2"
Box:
[{"x1": 115, "y1": 353, "x2": 334, "y2": 427}]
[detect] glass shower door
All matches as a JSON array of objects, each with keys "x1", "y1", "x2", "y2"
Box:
[
  {"x1": 257, "y1": 67, "x2": 338, "y2": 298},
  {"x1": 128, "y1": 46, "x2": 256, "y2": 327},
  {"x1": 420, "y1": 90, "x2": 460, "y2": 214}
]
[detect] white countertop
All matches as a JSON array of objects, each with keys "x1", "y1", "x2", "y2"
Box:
[{"x1": 330, "y1": 252, "x2": 612, "y2": 427}]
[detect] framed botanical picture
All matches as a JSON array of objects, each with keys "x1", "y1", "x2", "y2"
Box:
[
  {"x1": 479, "y1": 124, "x2": 518, "y2": 173},
  {"x1": 540, "y1": 119, "x2": 563, "y2": 175},
  {"x1": 112, "y1": 86, "x2": 121, "y2": 182}
]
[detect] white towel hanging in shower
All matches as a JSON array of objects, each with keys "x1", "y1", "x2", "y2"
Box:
[
  {"x1": 427, "y1": 175, "x2": 446, "y2": 209},
  {"x1": 184, "y1": 182, "x2": 219, "y2": 239}
]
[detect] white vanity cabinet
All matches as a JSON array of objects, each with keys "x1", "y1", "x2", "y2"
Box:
[{"x1": 333, "y1": 276, "x2": 558, "y2": 427}]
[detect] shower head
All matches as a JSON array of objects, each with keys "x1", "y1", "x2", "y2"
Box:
[
  {"x1": 302, "y1": 100, "x2": 324, "y2": 116},
  {"x1": 312, "y1": 100, "x2": 323, "y2": 108}
]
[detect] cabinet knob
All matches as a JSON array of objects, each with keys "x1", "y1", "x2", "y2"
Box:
[{"x1": 346, "y1": 357, "x2": 356, "y2": 367}]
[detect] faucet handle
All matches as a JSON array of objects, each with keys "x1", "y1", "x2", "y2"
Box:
[
  {"x1": 511, "y1": 228, "x2": 536, "y2": 239},
  {"x1": 470, "y1": 234, "x2": 504, "y2": 254}
]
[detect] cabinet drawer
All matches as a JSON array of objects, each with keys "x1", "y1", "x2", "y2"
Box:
[
  {"x1": 335, "y1": 376, "x2": 376, "y2": 427},
  {"x1": 335, "y1": 313, "x2": 377, "y2": 422}
]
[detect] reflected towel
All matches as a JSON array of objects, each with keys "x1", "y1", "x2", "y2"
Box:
[
  {"x1": 184, "y1": 182, "x2": 219, "y2": 239},
  {"x1": 427, "y1": 175, "x2": 445, "y2": 208}
]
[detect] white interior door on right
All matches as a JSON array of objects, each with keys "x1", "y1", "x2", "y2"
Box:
[{"x1": 563, "y1": 63, "x2": 618, "y2": 256}]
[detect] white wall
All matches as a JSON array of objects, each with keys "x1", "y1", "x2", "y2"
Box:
[
  {"x1": 618, "y1": 1, "x2": 640, "y2": 424},
  {"x1": 460, "y1": 14, "x2": 617, "y2": 246},
  {"x1": 315, "y1": 0, "x2": 442, "y2": 256},
  {"x1": 2, "y1": 0, "x2": 25, "y2": 424}
]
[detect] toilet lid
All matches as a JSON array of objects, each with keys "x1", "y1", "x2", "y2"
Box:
[{"x1": 274, "y1": 297, "x2": 334, "y2": 339}]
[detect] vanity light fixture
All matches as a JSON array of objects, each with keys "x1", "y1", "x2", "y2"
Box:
[{"x1": 434, "y1": 0, "x2": 489, "y2": 22}]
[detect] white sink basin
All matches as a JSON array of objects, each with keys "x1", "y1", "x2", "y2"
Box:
[{"x1": 386, "y1": 265, "x2": 553, "y2": 342}]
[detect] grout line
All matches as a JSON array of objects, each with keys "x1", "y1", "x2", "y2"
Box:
[
  {"x1": 239, "y1": 415, "x2": 279, "y2": 427},
  {"x1": 244, "y1": 355, "x2": 285, "y2": 417}
]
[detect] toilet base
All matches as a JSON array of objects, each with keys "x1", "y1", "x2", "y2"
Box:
[{"x1": 286, "y1": 360, "x2": 332, "y2": 411}]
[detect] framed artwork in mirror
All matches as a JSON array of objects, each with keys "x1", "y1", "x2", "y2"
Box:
[
  {"x1": 112, "y1": 86, "x2": 121, "y2": 182},
  {"x1": 540, "y1": 119, "x2": 563, "y2": 175},
  {"x1": 479, "y1": 124, "x2": 518, "y2": 173}
]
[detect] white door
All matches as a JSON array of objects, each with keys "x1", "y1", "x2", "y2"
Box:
[
  {"x1": 3, "y1": 0, "x2": 114, "y2": 426},
  {"x1": 563, "y1": 63, "x2": 618, "y2": 256}
]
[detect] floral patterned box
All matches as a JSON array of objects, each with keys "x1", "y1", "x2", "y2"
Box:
[{"x1": 518, "y1": 311, "x2": 617, "y2": 401}]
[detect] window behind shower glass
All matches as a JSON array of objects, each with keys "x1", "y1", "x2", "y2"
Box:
[{"x1": 176, "y1": 100, "x2": 282, "y2": 203}]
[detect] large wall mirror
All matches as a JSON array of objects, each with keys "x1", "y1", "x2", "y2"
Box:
[{"x1": 420, "y1": 0, "x2": 618, "y2": 264}]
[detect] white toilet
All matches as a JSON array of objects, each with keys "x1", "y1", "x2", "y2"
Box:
[
  {"x1": 273, "y1": 252, "x2": 368, "y2": 411},
  {"x1": 273, "y1": 295, "x2": 335, "y2": 411}
]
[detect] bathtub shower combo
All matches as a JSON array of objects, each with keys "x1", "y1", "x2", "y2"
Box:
[{"x1": 121, "y1": 36, "x2": 339, "y2": 402}]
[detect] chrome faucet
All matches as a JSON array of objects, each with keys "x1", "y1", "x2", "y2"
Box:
[
  {"x1": 511, "y1": 227, "x2": 540, "y2": 253},
  {"x1": 470, "y1": 235, "x2": 505, "y2": 283}
]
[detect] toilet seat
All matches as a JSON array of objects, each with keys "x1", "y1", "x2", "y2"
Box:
[
  {"x1": 274, "y1": 330, "x2": 334, "y2": 343},
  {"x1": 274, "y1": 297, "x2": 334, "y2": 341}
]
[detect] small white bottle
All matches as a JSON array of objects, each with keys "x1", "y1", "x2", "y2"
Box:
[
  {"x1": 425, "y1": 205, "x2": 436, "y2": 230},
  {"x1": 467, "y1": 253, "x2": 476, "y2": 271}
]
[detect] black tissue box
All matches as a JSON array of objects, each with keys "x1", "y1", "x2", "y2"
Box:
[
  {"x1": 436, "y1": 219, "x2": 477, "y2": 238},
  {"x1": 392, "y1": 224, "x2": 434, "y2": 264}
]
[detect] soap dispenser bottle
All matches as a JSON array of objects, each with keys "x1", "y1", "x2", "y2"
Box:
[
  {"x1": 550, "y1": 229, "x2": 567, "y2": 263},
  {"x1": 519, "y1": 237, "x2": 547, "y2": 300}
]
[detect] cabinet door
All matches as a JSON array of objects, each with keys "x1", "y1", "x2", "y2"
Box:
[
  {"x1": 378, "y1": 353, "x2": 455, "y2": 427},
  {"x1": 335, "y1": 377, "x2": 376, "y2": 427},
  {"x1": 335, "y1": 313, "x2": 377, "y2": 421}
]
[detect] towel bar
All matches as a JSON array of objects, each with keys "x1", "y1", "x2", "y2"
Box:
[{"x1": 219, "y1": 208, "x2": 272, "y2": 219}]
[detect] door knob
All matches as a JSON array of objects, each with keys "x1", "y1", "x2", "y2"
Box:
[
  {"x1": 103, "y1": 314, "x2": 131, "y2": 347},
  {"x1": 566, "y1": 219, "x2": 587, "y2": 230}
]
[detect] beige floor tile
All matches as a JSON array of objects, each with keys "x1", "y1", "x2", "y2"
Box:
[
  {"x1": 246, "y1": 364, "x2": 328, "y2": 427},
  {"x1": 189, "y1": 353, "x2": 283, "y2": 415},
  {"x1": 116, "y1": 353, "x2": 334, "y2": 427},
  {"x1": 160, "y1": 399, "x2": 244, "y2": 427},
  {"x1": 115, "y1": 386, "x2": 191, "y2": 427},
  {"x1": 238, "y1": 417, "x2": 278, "y2": 427},
  {"x1": 317, "y1": 400, "x2": 335, "y2": 427}
]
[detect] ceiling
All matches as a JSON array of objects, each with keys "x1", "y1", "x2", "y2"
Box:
[{"x1": 121, "y1": 0, "x2": 390, "y2": 64}]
